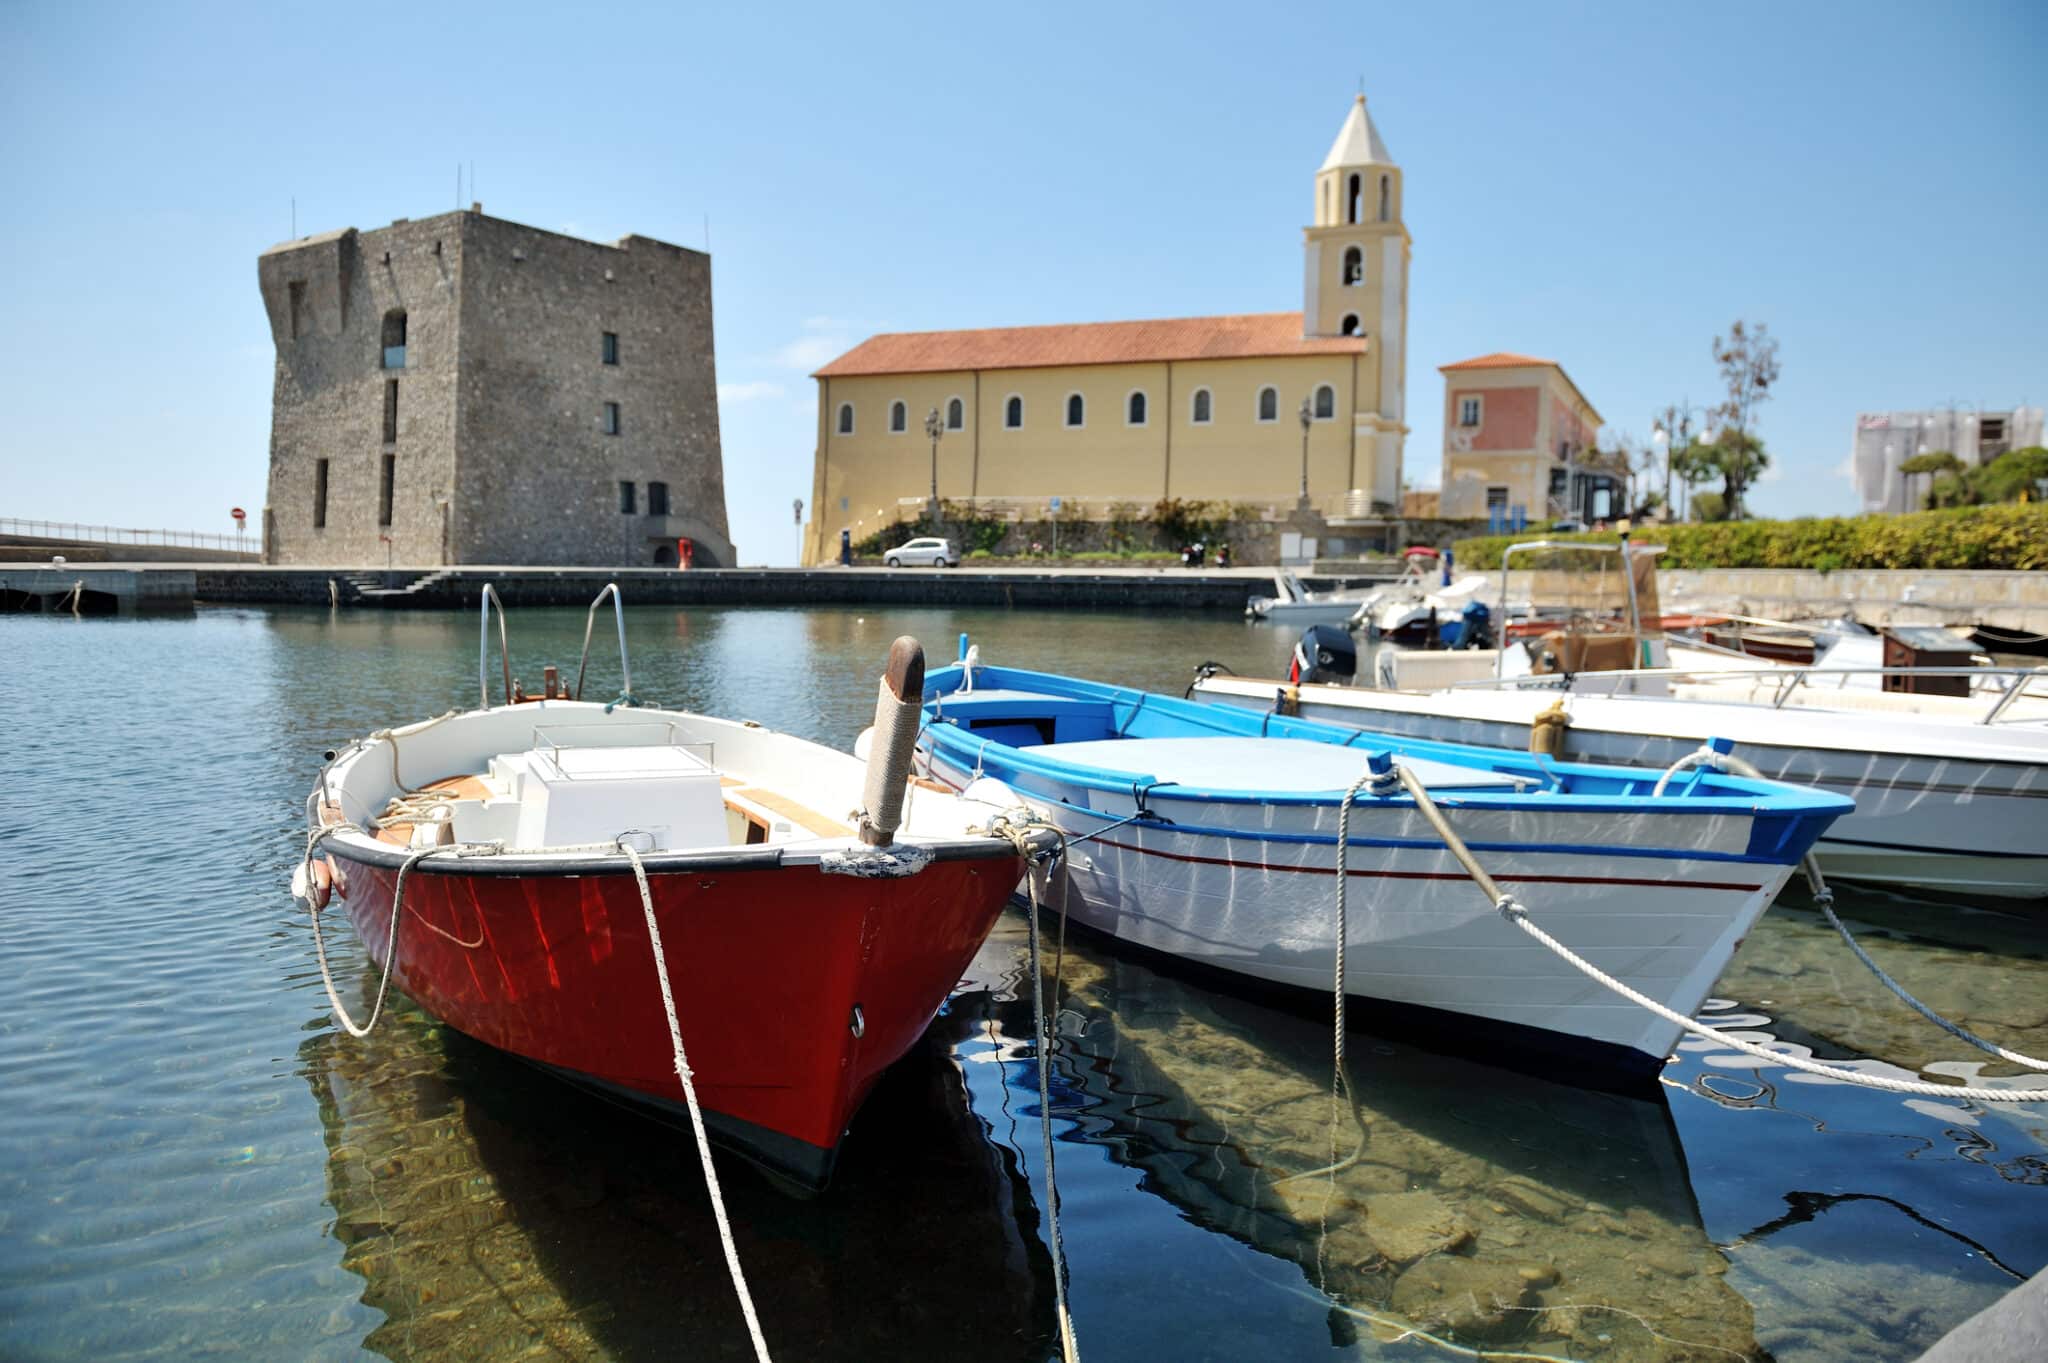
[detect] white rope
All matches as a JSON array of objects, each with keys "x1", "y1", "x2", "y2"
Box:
[
  {"x1": 617, "y1": 841, "x2": 774, "y2": 1363},
  {"x1": 1801, "y1": 861, "x2": 2048, "y2": 1072},
  {"x1": 1395, "y1": 768, "x2": 2046, "y2": 1105},
  {"x1": 305, "y1": 833, "x2": 426, "y2": 1039}
]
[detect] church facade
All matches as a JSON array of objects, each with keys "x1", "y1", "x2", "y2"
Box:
[{"x1": 803, "y1": 95, "x2": 1410, "y2": 565}]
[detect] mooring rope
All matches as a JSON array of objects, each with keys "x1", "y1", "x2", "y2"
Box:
[
  {"x1": 1399, "y1": 765, "x2": 2045, "y2": 1104},
  {"x1": 617, "y1": 840, "x2": 774, "y2": 1363},
  {"x1": 303, "y1": 832, "x2": 429, "y2": 1039}
]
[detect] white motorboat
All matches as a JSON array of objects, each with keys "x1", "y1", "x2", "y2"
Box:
[
  {"x1": 1246, "y1": 572, "x2": 1381, "y2": 627},
  {"x1": 914, "y1": 652, "x2": 1852, "y2": 1075}
]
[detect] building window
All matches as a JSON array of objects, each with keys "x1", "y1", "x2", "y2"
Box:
[
  {"x1": 889, "y1": 400, "x2": 907, "y2": 433},
  {"x1": 382, "y1": 379, "x2": 399, "y2": 443},
  {"x1": 1190, "y1": 388, "x2": 1212, "y2": 424},
  {"x1": 837, "y1": 402, "x2": 854, "y2": 435},
  {"x1": 1126, "y1": 391, "x2": 1147, "y2": 426},
  {"x1": 378, "y1": 453, "x2": 396, "y2": 527},
  {"x1": 602, "y1": 331, "x2": 619, "y2": 365},
  {"x1": 648, "y1": 481, "x2": 669, "y2": 516},
  {"x1": 1346, "y1": 173, "x2": 1361, "y2": 224},
  {"x1": 1313, "y1": 384, "x2": 1335, "y2": 420},
  {"x1": 1256, "y1": 386, "x2": 1278, "y2": 423},
  {"x1": 946, "y1": 396, "x2": 964, "y2": 430},
  {"x1": 1342, "y1": 246, "x2": 1362, "y2": 286},
  {"x1": 1005, "y1": 395, "x2": 1024, "y2": 429},
  {"x1": 1378, "y1": 174, "x2": 1390, "y2": 222},
  {"x1": 1486, "y1": 486, "x2": 1509, "y2": 512},
  {"x1": 1065, "y1": 393, "x2": 1085, "y2": 428},
  {"x1": 313, "y1": 458, "x2": 329, "y2": 529},
  {"x1": 619, "y1": 480, "x2": 636, "y2": 514},
  {"x1": 288, "y1": 281, "x2": 307, "y2": 340},
  {"x1": 1340, "y1": 314, "x2": 1360, "y2": 336},
  {"x1": 1459, "y1": 396, "x2": 1482, "y2": 428},
  {"x1": 603, "y1": 402, "x2": 621, "y2": 435},
  {"x1": 381, "y1": 310, "x2": 406, "y2": 369}
]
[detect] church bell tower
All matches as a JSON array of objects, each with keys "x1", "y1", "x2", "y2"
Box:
[{"x1": 1304, "y1": 93, "x2": 1410, "y2": 507}]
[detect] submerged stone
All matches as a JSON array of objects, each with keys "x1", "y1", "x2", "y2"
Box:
[
  {"x1": 1388, "y1": 1257, "x2": 1537, "y2": 1342},
  {"x1": 1364, "y1": 1190, "x2": 1474, "y2": 1264}
]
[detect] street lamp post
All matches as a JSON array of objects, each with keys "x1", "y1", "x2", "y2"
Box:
[
  {"x1": 923, "y1": 407, "x2": 943, "y2": 517},
  {"x1": 1652, "y1": 400, "x2": 1711, "y2": 523},
  {"x1": 1297, "y1": 397, "x2": 1313, "y2": 509}
]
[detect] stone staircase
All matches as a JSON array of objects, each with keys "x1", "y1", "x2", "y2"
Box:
[{"x1": 341, "y1": 568, "x2": 459, "y2": 603}]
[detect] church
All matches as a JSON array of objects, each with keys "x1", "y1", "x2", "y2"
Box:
[{"x1": 802, "y1": 94, "x2": 1410, "y2": 565}]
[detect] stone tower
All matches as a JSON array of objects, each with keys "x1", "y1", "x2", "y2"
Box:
[
  {"x1": 257, "y1": 209, "x2": 734, "y2": 568},
  {"x1": 1302, "y1": 94, "x2": 1409, "y2": 507}
]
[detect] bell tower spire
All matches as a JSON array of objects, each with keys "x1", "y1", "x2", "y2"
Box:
[{"x1": 1303, "y1": 92, "x2": 1410, "y2": 508}]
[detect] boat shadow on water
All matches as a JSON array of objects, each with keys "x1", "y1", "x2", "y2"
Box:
[{"x1": 299, "y1": 984, "x2": 1058, "y2": 1363}]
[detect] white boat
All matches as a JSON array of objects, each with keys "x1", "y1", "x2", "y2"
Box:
[
  {"x1": 1246, "y1": 572, "x2": 1381, "y2": 627},
  {"x1": 914, "y1": 654, "x2": 1851, "y2": 1075}
]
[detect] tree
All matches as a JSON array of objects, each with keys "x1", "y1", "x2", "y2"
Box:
[
  {"x1": 1692, "y1": 428, "x2": 1770, "y2": 519},
  {"x1": 1898, "y1": 450, "x2": 1962, "y2": 510},
  {"x1": 1670, "y1": 440, "x2": 1722, "y2": 518},
  {"x1": 1972, "y1": 446, "x2": 2048, "y2": 504},
  {"x1": 1712, "y1": 320, "x2": 1781, "y2": 436}
]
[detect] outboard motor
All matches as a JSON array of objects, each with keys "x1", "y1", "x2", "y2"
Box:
[
  {"x1": 1446, "y1": 600, "x2": 1492, "y2": 651},
  {"x1": 1290, "y1": 623, "x2": 1357, "y2": 686}
]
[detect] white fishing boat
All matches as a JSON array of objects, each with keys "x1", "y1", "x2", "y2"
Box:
[
  {"x1": 1246, "y1": 572, "x2": 1381, "y2": 627},
  {"x1": 911, "y1": 649, "x2": 1852, "y2": 1075}
]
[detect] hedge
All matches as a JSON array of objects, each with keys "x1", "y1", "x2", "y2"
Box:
[{"x1": 1451, "y1": 503, "x2": 2048, "y2": 573}]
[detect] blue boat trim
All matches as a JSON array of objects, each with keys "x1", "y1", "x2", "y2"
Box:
[{"x1": 1817, "y1": 834, "x2": 2048, "y2": 861}]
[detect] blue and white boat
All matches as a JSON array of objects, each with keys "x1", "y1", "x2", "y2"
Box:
[{"x1": 909, "y1": 646, "x2": 1853, "y2": 1075}]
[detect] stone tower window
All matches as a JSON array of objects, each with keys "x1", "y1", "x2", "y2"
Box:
[
  {"x1": 602, "y1": 331, "x2": 619, "y2": 365},
  {"x1": 619, "y1": 480, "x2": 637, "y2": 514},
  {"x1": 383, "y1": 380, "x2": 399, "y2": 443},
  {"x1": 648, "y1": 481, "x2": 670, "y2": 516},
  {"x1": 1378, "y1": 174, "x2": 1390, "y2": 222},
  {"x1": 1342, "y1": 246, "x2": 1362, "y2": 286},
  {"x1": 378, "y1": 453, "x2": 396, "y2": 527},
  {"x1": 1346, "y1": 174, "x2": 1361, "y2": 225},
  {"x1": 1065, "y1": 393, "x2": 1085, "y2": 428},
  {"x1": 1314, "y1": 384, "x2": 1335, "y2": 420},
  {"x1": 1191, "y1": 388, "x2": 1212, "y2": 424},
  {"x1": 1126, "y1": 391, "x2": 1147, "y2": 426},
  {"x1": 1005, "y1": 395, "x2": 1024, "y2": 429},
  {"x1": 288, "y1": 281, "x2": 307, "y2": 339},
  {"x1": 837, "y1": 402, "x2": 854, "y2": 435},
  {"x1": 1257, "y1": 386, "x2": 1279, "y2": 423},
  {"x1": 603, "y1": 402, "x2": 621, "y2": 436},
  {"x1": 313, "y1": 458, "x2": 329, "y2": 529},
  {"x1": 1340, "y1": 314, "x2": 1360, "y2": 336},
  {"x1": 889, "y1": 400, "x2": 907, "y2": 433},
  {"x1": 946, "y1": 397, "x2": 964, "y2": 430},
  {"x1": 381, "y1": 310, "x2": 407, "y2": 369}
]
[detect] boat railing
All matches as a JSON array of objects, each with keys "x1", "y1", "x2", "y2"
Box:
[
  {"x1": 479, "y1": 584, "x2": 513, "y2": 708},
  {"x1": 574, "y1": 582, "x2": 632, "y2": 702},
  {"x1": 531, "y1": 722, "x2": 706, "y2": 770},
  {"x1": 1448, "y1": 663, "x2": 2048, "y2": 725}
]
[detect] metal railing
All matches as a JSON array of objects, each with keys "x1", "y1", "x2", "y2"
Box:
[
  {"x1": 884, "y1": 490, "x2": 1388, "y2": 523},
  {"x1": 573, "y1": 583, "x2": 632, "y2": 701},
  {"x1": 1, "y1": 517, "x2": 252, "y2": 553},
  {"x1": 1449, "y1": 663, "x2": 2048, "y2": 725}
]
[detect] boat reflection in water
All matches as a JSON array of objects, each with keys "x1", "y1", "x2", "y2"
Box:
[
  {"x1": 299, "y1": 982, "x2": 1056, "y2": 1362},
  {"x1": 1032, "y1": 943, "x2": 1764, "y2": 1361}
]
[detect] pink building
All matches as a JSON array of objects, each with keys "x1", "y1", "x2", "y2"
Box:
[{"x1": 1436, "y1": 353, "x2": 1610, "y2": 524}]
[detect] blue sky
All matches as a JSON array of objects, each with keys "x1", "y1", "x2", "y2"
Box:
[{"x1": 3, "y1": 1, "x2": 2043, "y2": 563}]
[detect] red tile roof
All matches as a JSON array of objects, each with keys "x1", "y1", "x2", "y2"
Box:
[
  {"x1": 1438, "y1": 352, "x2": 1557, "y2": 371},
  {"x1": 814, "y1": 312, "x2": 1368, "y2": 377}
]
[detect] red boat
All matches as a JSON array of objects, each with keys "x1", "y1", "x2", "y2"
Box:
[{"x1": 297, "y1": 626, "x2": 1045, "y2": 1191}]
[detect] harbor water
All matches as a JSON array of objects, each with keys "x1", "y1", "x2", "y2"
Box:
[{"x1": 3, "y1": 603, "x2": 2044, "y2": 1362}]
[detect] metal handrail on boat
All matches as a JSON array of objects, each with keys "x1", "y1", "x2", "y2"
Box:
[
  {"x1": 1448, "y1": 663, "x2": 2048, "y2": 724},
  {"x1": 478, "y1": 584, "x2": 513, "y2": 708},
  {"x1": 573, "y1": 582, "x2": 632, "y2": 702}
]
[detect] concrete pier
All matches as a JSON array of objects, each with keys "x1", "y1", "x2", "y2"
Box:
[{"x1": 0, "y1": 565, "x2": 198, "y2": 614}]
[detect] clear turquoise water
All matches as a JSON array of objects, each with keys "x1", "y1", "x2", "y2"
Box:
[{"x1": 2, "y1": 604, "x2": 2043, "y2": 1362}]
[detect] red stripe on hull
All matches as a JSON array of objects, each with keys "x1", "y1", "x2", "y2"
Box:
[{"x1": 333, "y1": 853, "x2": 1020, "y2": 1171}]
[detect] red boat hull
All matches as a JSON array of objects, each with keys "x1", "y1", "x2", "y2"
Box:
[{"x1": 331, "y1": 851, "x2": 1021, "y2": 1188}]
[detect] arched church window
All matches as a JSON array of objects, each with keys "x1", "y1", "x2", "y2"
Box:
[
  {"x1": 1346, "y1": 174, "x2": 1361, "y2": 225},
  {"x1": 1065, "y1": 393, "x2": 1086, "y2": 428},
  {"x1": 1340, "y1": 314, "x2": 1360, "y2": 337},
  {"x1": 1127, "y1": 391, "x2": 1147, "y2": 426},
  {"x1": 1342, "y1": 246, "x2": 1362, "y2": 286},
  {"x1": 1005, "y1": 395, "x2": 1024, "y2": 429},
  {"x1": 946, "y1": 396, "x2": 964, "y2": 430},
  {"x1": 1378, "y1": 174, "x2": 1390, "y2": 222},
  {"x1": 837, "y1": 402, "x2": 854, "y2": 435},
  {"x1": 1257, "y1": 386, "x2": 1278, "y2": 423},
  {"x1": 889, "y1": 400, "x2": 907, "y2": 433},
  {"x1": 1191, "y1": 388, "x2": 1212, "y2": 424},
  {"x1": 1314, "y1": 384, "x2": 1335, "y2": 420}
]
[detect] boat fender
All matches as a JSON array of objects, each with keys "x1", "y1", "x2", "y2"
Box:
[
  {"x1": 858, "y1": 636, "x2": 926, "y2": 846},
  {"x1": 300, "y1": 857, "x2": 333, "y2": 910},
  {"x1": 324, "y1": 854, "x2": 348, "y2": 898},
  {"x1": 1274, "y1": 685, "x2": 1300, "y2": 716},
  {"x1": 1529, "y1": 699, "x2": 1570, "y2": 756}
]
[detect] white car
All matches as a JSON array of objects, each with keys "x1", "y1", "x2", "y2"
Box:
[{"x1": 883, "y1": 536, "x2": 957, "y2": 568}]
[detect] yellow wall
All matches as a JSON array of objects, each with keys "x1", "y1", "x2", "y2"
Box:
[{"x1": 805, "y1": 354, "x2": 1371, "y2": 563}]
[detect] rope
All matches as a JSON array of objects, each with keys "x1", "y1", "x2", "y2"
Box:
[
  {"x1": 617, "y1": 841, "x2": 774, "y2": 1363},
  {"x1": 1801, "y1": 860, "x2": 2048, "y2": 1072},
  {"x1": 304, "y1": 832, "x2": 427, "y2": 1039},
  {"x1": 1394, "y1": 767, "x2": 2046, "y2": 1105}
]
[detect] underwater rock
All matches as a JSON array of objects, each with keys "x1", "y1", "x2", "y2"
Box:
[
  {"x1": 1489, "y1": 1175, "x2": 1574, "y2": 1222},
  {"x1": 1268, "y1": 1177, "x2": 1365, "y2": 1229},
  {"x1": 1364, "y1": 1190, "x2": 1475, "y2": 1264},
  {"x1": 1388, "y1": 1257, "x2": 1537, "y2": 1342}
]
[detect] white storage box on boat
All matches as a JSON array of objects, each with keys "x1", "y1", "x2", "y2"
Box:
[{"x1": 506, "y1": 740, "x2": 726, "y2": 851}]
